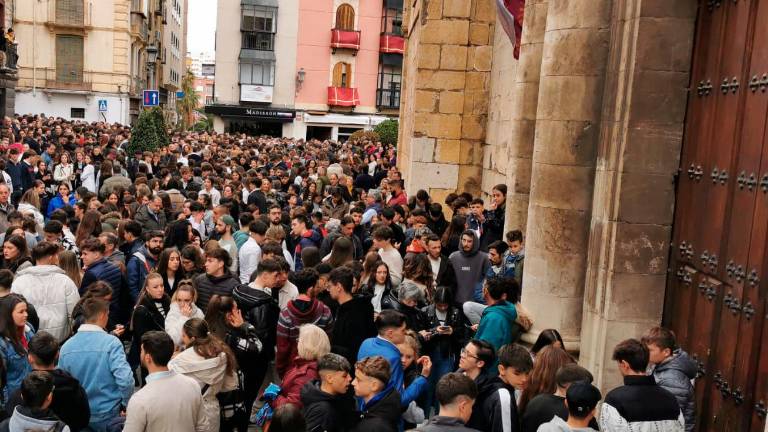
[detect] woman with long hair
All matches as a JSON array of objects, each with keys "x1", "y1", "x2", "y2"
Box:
[
  {"x1": 46, "y1": 182, "x2": 76, "y2": 218},
  {"x1": 0, "y1": 235, "x2": 32, "y2": 273},
  {"x1": 164, "y1": 219, "x2": 193, "y2": 252},
  {"x1": 274, "y1": 324, "x2": 330, "y2": 411},
  {"x1": 205, "y1": 295, "x2": 263, "y2": 425},
  {"x1": 53, "y1": 151, "x2": 74, "y2": 189},
  {"x1": 402, "y1": 253, "x2": 435, "y2": 301},
  {"x1": 180, "y1": 244, "x2": 204, "y2": 279},
  {"x1": 75, "y1": 210, "x2": 103, "y2": 248},
  {"x1": 169, "y1": 318, "x2": 238, "y2": 432},
  {"x1": 156, "y1": 248, "x2": 184, "y2": 296},
  {"x1": 531, "y1": 328, "x2": 565, "y2": 359},
  {"x1": 0, "y1": 294, "x2": 34, "y2": 400},
  {"x1": 441, "y1": 214, "x2": 467, "y2": 257},
  {"x1": 518, "y1": 345, "x2": 575, "y2": 414},
  {"x1": 58, "y1": 250, "x2": 82, "y2": 287},
  {"x1": 17, "y1": 188, "x2": 44, "y2": 234},
  {"x1": 326, "y1": 236, "x2": 354, "y2": 268},
  {"x1": 129, "y1": 273, "x2": 171, "y2": 375},
  {"x1": 359, "y1": 251, "x2": 381, "y2": 286},
  {"x1": 364, "y1": 261, "x2": 393, "y2": 314},
  {"x1": 164, "y1": 280, "x2": 205, "y2": 347}
]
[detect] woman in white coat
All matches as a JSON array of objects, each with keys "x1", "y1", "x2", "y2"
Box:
[
  {"x1": 80, "y1": 153, "x2": 97, "y2": 194},
  {"x1": 164, "y1": 281, "x2": 205, "y2": 348},
  {"x1": 169, "y1": 318, "x2": 238, "y2": 432},
  {"x1": 53, "y1": 152, "x2": 75, "y2": 190}
]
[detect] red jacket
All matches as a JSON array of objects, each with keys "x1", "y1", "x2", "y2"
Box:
[
  {"x1": 275, "y1": 297, "x2": 334, "y2": 377},
  {"x1": 388, "y1": 191, "x2": 407, "y2": 208},
  {"x1": 274, "y1": 358, "x2": 318, "y2": 409}
]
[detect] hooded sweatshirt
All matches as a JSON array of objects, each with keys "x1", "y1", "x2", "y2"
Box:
[
  {"x1": 475, "y1": 300, "x2": 518, "y2": 355},
  {"x1": 0, "y1": 406, "x2": 70, "y2": 432},
  {"x1": 275, "y1": 297, "x2": 334, "y2": 377},
  {"x1": 301, "y1": 380, "x2": 357, "y2": 432},
  {"x1": 448, "y1": 230, "x2": 489, "y2": 304},
  {"x1": 351, "y1": 386, "x2": 402, "y2": 432},
  {"x1": 537, "y1": 415, "x2": 598, "y2": 432}
]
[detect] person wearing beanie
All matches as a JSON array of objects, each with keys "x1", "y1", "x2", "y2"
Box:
[{"x1": 537, "y1": 381, "x2": 601, "y2": 432}]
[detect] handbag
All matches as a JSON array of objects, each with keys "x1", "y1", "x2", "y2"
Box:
[{"x1": 217, "y1": 369, "x2": 249, "y2": 426}]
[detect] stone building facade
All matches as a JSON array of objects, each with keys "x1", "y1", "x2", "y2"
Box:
[{"x1": 398, "y1": 0, "x2": 698, "y2": 391}]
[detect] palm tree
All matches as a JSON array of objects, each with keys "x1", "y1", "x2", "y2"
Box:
[{"x1": 177, "y1": 69, "x2": 199, "y2": 130}]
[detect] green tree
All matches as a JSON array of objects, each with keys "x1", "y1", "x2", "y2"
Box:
[
  {"x1": 193, "y1": 110, "x2": 213, "y2": 132},
  {"x1": 127, "y1": 107, "x2": 168, "y2": 156},
  {"x1": 177, "y1": 69, "x2": 200, "y2": 130},
  {"x1": 374, "y1": 119, "x2": 399, "y2": 146}
]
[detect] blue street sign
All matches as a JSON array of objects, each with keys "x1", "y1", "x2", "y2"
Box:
[
  {"x1": 176, "y1": 91, "x2": 185, "y2": 99},
  {"x1": 143, "y1": 90, "x2": 160, "y2": 107},
  {"x1": 98, "y1": 99, "x2": 108, "y2": 112}
]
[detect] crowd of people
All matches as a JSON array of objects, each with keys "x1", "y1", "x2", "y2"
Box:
[{"x1": 0, "y1": 114, "x2": 699, "y2": 432}]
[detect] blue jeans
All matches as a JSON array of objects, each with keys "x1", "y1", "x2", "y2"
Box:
[
  {"x1": 86, "y1": 405, "x2": 122, "y2": 432},
  {"x1": 426, "y1": 349, "x2": 456, "y2": 414}
]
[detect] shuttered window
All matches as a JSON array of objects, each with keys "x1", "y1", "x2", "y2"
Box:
[
  {"x1": 56, "y1": 0, "x2": 84, "y2": 26},
  {"x1": 335, "y1": 4, "x2": 355, "y2": 31},
  {"x1": 332, "y1": 62, "x2": 352, "y2": 88},
  {"x1": 56, "y1": 35, "x2": 84, "y2": 83}
]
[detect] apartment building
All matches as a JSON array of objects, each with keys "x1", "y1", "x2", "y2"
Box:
[
  {"x1": 14, "y1": 0, "x2": 134, "y2": 123},
  {"x1": 207, "y1": 0, "x2": 403, "y2": 141},
  {"x1": 159, "y1": 0, "x2": 187, "y2": 117},
  {"x1": 0, "y1": 0, "x2": 17, "y2": 118}
]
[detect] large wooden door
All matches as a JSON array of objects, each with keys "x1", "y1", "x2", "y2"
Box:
[{"x1": 666, "y1": 0, "x2": 768, "y2": 431}]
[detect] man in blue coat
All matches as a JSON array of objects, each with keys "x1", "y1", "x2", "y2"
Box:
[
  {"x1": 80, "y1": 238, "x2": 125, "y2": 325},
  {"x1": 357, "y1": 310, "x2": 431, "y2": 407}
]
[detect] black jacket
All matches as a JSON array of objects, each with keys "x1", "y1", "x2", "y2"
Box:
[
  {"x1": 421, "y1": 303, "x2": 470, "y2": 358},
  {"x1": 600, "y1": 375, "x2": 684, "y2": 430},
  {"x1": 467, "y1": 376, "x2": 519, "y2": 432},
  {"x1": 380, "y1": 292, "x2": 428, "y2": 333},
  {"x1": 194, "y1": 271, "x2": 240, "y2": 310},
  {"x1": 247, "y1": 190, "x2": 268, "y2": 214},
  {"x1": 433, "y1": 255, "x2": 457, "y2": 289},
  {"x1": 302, "y1": 381, "x2": 358, "y2": 432},
  {"x1": 417, "y1": 416, "x2": 480, "y2": 432},
  {"x1": 233, "y1": 284, "x2": 280, "y2": 361},
  {"x1": 350, "y1": 387, "x2": 401, "y2": 432},
  {"x1": 521, "y1": 394, "x2": 599, "y2": 432},
  {"x1": 6, "y1": 369, "x2": 90, "y2": 431},
  {"x1": 331, "y1": 295, "x2": 377, "y2": 366},
  {"x1": 129, "y1": 295, "x2": 170, "y2": 366}
]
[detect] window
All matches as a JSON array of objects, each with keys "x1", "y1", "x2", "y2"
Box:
[
  {"x1": 335, "y1": 4, "x2": 355, "y2": 31},
  {"x1": 71, "y1": 108, "x2": 85, "y2": 119},
  {"x1": 240, "y1": 61, "x2": 275, "y2": 86},
  {"x1": 242, "y1": 32, "x2": 274, "y2": 51},
  {"x1": 377, "y1": 65, "x2": 401, "y2": 108},
  {"x1": 332, "y1": 62, "x2": 353, "y2": 88},
  {"x1": 56, "y1": 0, "x2": 84, "y2": 26},
  {"x1": 241, "y1": 5, "x2": 277, "y2": 33},
  {"x1": 56, "y1": 35, "x2": 84, "y2": 83},
  {"x1": 381, "y1": 7, "x2": 403, "y2": 35}
]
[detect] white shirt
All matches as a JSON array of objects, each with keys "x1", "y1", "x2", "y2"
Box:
[
  {"x1": 249, "y1": 280, "x2": 298, "y2": 310},
  {"x1": 238, "y1": 237, "x2": 262, "y2": 284}
]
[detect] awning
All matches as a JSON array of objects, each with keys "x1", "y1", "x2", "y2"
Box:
[
  {"x1": 385, "y1": 0, "x2": 404, "y2": 10},
  {"x1": 205, "y1": 104, "x2": 295, "y2": 122},
  {"x1": 381, "y1": 53, "x2": 403, "y2": 67}
]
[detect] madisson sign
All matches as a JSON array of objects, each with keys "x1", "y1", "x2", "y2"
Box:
[{"x1": 207, "y1": 105, "x2": 296, "y2": 122}]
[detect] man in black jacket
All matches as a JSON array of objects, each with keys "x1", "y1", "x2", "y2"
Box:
[
  {"x1": 468, "y1": 343, "x2": 531, "y2": 432},
  {"x1": 302, "y1": 353, "x2": 357, "y2": 432},
  {"x1": 6, "y1": 332, "x2": 90, "y2": 431},
  {"x1": 521, "y1": 364, "x2": 596, "y2": 432},
  {"x1": 194, "y1": 247, "x2": 240, "y2": 310},
  {"x1": 329, "y1": 266, "x2": 377, "y2": 366}
]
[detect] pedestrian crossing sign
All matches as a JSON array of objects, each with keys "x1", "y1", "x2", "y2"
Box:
[{"x1": 98, "y1": 99, "x2": 108, "y2": 112}]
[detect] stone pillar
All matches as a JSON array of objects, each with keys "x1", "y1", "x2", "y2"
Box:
[
  {"x1": 521, "y1": 0, "x2": 612, "y2": 348},
  {"x1": 579, "y1": 0, "x2": 697, "y2": 391},
  {"x1": 398, "y1": 0, "x2": 495, "y2": 202},
  {"x1": 502, "y1": 0, "x2": 548, "y2": 234}
]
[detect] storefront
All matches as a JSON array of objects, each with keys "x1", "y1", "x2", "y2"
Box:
[{"x1": 205, "y1": 104, "x2": 296, "y2": 137}]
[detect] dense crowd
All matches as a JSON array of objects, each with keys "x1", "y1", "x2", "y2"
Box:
[{"x1": 0, "y1": 114, "x2": 698, "y2": 432}]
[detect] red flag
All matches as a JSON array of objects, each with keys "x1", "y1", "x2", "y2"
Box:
[{"x1": 496, "y1": 0, "x2": 525, "y2": 59}]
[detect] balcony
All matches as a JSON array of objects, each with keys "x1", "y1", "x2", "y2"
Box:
[
  {"x1": 242, "y1": 31, "x2": 275, "y2": 51},
  {"x1": 43, "y1": 68, "x2": 93, "y2": 92},
  {"x1": 328, "y1": 87, "x2": 360, "y2": 107},
  {"x1": 130, "y1": 14, "x2": 149, "y2": 41},
  {"x1": 131, "y1": 77, "x2": 147, "y2": 97},
  {"x1": 331, "y1": 29, "x2": 361, "y2": 52},
  {"x1": 380, "y1": 34, "x2": 404, "y2": 54},
  {"x1": 376, "y1": 88, "x2": 401, "y2": 109}
]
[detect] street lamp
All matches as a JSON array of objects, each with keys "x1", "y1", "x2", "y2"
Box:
[
  {"x1": 146, "y1": 45, "x2": 159, "y2": 89},
  {"x1": 296, "y1": 68, "x2": 306, "y2": 92}
]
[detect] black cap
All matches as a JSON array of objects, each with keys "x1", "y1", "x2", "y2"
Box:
[{"x1": 566, "y1": 382, "x2": 601, "y2": 415}]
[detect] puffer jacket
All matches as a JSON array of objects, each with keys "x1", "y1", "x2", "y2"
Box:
[
  {"x1": 233, "y1": 284, "x2": 280, "y2": 361},
  {"x1": 80, "y1": 257, "x2": 123, "y2": 295},
  {"x1": 165, "y1": 301, "x2": 205, "y2": 347},
  {"x1": 11, "y1": 265, "x2": 79, "y2": 342},
  {"x1": 650, "y1": 349, "x2": 697, "y2": 431},
  {"x1": 194, "y1": 272, "x2": 240, "y2": 311}
]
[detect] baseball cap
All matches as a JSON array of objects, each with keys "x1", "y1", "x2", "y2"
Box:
[
  {"x1": 566, "y1": 382, "x2": 601, "y2": 416},
  {"x1": 221, "y1": 215, "x2": 238, "y2": 231}
]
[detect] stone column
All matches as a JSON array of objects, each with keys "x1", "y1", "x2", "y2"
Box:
[
  {"x1": 579, "y1": 0, "x2": 696, "y2": 391},
  {"x1": 521, "y1": 0, "x2": 612, "y2": 348},
  {"x1": 503, "y1": 0, "x2": 548, "y2": 234}
]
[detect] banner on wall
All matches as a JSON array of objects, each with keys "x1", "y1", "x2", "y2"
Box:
[{"x1": 496, "y1": 0, "x2": 525, "y2": 59}]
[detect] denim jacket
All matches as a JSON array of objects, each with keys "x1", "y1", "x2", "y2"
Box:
[
  {"x1": 0, "y1": 325, "x2": 34, "y2": 402},
  {"x1": 58, "y1": 324, "x2": 134, "y2": 420}
]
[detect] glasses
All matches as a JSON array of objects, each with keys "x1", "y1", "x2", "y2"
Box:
[{"x1": 460, "y1": 348, "x2": 479, "y2": 360}]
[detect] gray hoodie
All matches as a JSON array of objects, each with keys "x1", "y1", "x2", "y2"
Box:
[
  {"x1": 537, "y1": 415, "x2": 597, "y2": 432},
  {"x1": 1, "y1": 406, "x2": 70, "y2": 432},
  {"x1": 448, "y1": 230, "x2": 489, "y2": 304}
]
